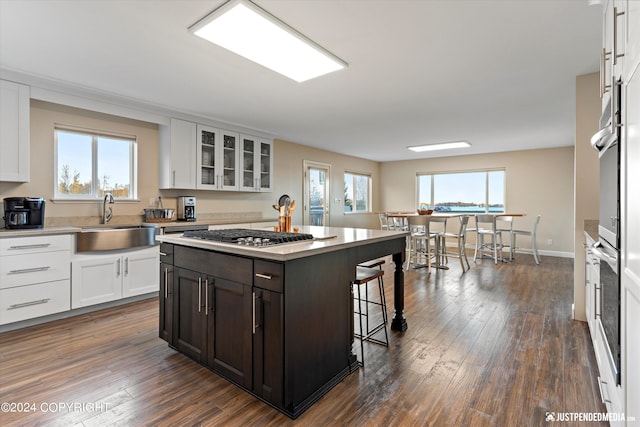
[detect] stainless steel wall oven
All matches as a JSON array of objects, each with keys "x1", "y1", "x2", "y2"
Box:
[{"x1": 590, "y1": 77, "x2": 622, "y2": 385}]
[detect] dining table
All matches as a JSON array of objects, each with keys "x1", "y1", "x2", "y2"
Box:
[{"x1": 384, "y1": 212, "x2": 526, "y2": 269}]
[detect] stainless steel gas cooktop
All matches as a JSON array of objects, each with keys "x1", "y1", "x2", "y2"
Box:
[{"x1": 182, "y1": 228, "x2": 314, "y2": 247}]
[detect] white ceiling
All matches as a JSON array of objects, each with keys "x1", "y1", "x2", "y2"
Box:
[{"x1": 0, "y1": 0, "x2": 602, "y2": 162}]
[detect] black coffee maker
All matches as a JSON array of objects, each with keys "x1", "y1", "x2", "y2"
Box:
[{"x1": 3, "y1": 197, "x2": 46, "y2": 229}]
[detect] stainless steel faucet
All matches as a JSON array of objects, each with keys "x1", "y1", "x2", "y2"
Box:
[{"x1": 103, "y1": 193, "x2": 115, "y2": 224}]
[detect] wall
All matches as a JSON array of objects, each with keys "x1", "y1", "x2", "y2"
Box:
[
  {"x1": 380, "y1": 146, "x2": 576, "y2": 256},
  {"x1": 0, "y1": 100, "x2": 381, "y2": 229},
  {"x1": 573, "y1": 72, "x2": 601, "y2": 321},
  {"x1": 273, "y1": 139, "x2": 381, "y2": 229},
  {"x1": 0, "y1": 100, "x2": 159, "y2": 224}
]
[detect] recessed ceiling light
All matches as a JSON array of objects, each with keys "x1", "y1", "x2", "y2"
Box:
[
  {"x1": 407, "y1": 141, "x2": 472, "y2": 152},
  {"x1": 188, "y1": 0, "x2": 347, "y2": 83}
]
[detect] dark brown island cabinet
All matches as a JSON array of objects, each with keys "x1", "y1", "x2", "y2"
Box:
[{"x1": 157, "y1": 226, "x2": 407, "y2": 418}]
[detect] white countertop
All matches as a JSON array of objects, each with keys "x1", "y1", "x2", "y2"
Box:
[
  {"x1": 0, "y1": 226, "x2": 82, "y2": 238},
  {"x1": 156, "y1": 226, "x2": 409, "y2": 261}
]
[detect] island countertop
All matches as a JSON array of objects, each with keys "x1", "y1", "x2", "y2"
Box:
[{"x1": 155, "y1": 225, "x2": 409, "y2": 262}]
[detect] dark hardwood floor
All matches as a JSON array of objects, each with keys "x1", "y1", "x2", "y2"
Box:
[{"x1": 0, "y1": 253, "x2": 608, "y2": 426}]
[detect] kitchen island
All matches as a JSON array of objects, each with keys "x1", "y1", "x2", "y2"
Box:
[{"x1": 156, "y1": 225, "x2": 408, "y2": 418}]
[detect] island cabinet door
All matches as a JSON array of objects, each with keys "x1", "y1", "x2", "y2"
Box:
[
  {"x1": 173, "y1": 267, "x2": 208, "y2": 363},
  {"x1": 207, "y1": 277, "x2": 253, "y2": 389},
  {"x1": 252, "y1": 287, "x2": 284, "y2": 407}
]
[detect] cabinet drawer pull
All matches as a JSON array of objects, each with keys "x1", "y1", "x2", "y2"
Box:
[
  {"x1": 8, "y1": 243, "x2": 51, "y2": 250},
  {"x1": 198, "y1": 277, "x2": 202, "y2": 313},
  {"x1": 159, "y1": 252, "x2": 167, "y2": 256},
  {"x1": 9, "y1": 266, "x2": 51, "y2": 274},
  {"x1": 8, "y1": 298, "x2": 51, "y2": 310},
  {"x1": 255, "y1": 273, "x2": 272, "y2": 280},
  {"x1": 116, "y1": 259, "x2": 121, "y2": 277},
  {"x1": 125, "y1": 257, "x2": 129, "y2": 276}
]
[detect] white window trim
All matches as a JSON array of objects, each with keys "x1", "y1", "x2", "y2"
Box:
[
  {"x1": 416, "y1": 168, "x2": 506, "y2": 213},
  {"x1": 344, "y1": 170, "x2": 372, "y2": 215},
  {"x1": 53, "y1": 125, "x2": 138, "y2": 201}
]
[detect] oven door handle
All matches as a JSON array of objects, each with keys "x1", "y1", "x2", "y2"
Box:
[{"x1": 591, "y1": 243, "x2": 617, "y2": 270}]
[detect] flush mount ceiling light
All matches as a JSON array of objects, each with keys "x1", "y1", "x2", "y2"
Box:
[
  {"x1": 188, "y1": 0, "x2": 347, "y2": 83},
  {"x1": 408, "y1": 141, "x2": 472, "y2": 152}
]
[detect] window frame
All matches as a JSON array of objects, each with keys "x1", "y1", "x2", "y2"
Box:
[
  {"x1": 416, "y1": 168, "x2": 506, "y2": 214},
  {"x1": 344, "y1": 170, "x2": 372, "y2": 214},
  {"x1": 54, "y1": 126, "x2": 138, "y2": 201}
]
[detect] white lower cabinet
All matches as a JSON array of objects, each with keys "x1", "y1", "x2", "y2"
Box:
[
  {"x1": 72, "y1": 246, "x2": 159, "y2": 309},
  {"x1": 0, "y1": 234, "x2": 72, "y2": 325},
  {"x1": 0, "y1": 280, "x2": 70, "y2": 325}
]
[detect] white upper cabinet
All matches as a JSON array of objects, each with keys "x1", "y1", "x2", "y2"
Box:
[
  {"x1": 240, "y1": 135, "x2": 273, "y2": 192},
  {"x1": 160, "y1": 117, "x2": 272, "y2": 192},
  {"x1": 196, "y1": 125, "x2": 240, "y2": 191},
  {"x1": 0, "y1": 80, "x2": 30, "y2": 182},
  {"x1": 159, "y1": 118, "x2": 197, "y2": 189}
]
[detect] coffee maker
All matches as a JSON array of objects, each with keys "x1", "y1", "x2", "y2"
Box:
[
  {"x1": 177, "y1": 196, "x2": 196, "y2": 221},
  {"x1": 3, "y1": 197, "x2": 46, "y2": 229}
]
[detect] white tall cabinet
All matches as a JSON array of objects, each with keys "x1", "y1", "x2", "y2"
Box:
[
  {"x1": 0, "y1": 79, "x2": 30, "y2": 182},
  {"x1": 620, "y1": 0, "x2": 640, "y2": 422},
  {"x1": 600, "y1": 0, "x2": 640, "y2": 424}
]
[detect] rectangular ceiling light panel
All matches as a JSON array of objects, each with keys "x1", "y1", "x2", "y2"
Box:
[
  {"x1": 407, "y1": 141, "x2": 472, "y2": 152},
  {"x1": 189, "y1": 0, "x2": 347, "y2": 82}
]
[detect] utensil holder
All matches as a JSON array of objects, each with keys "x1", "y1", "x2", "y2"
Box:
[{"x1": 279, "y1": 215, "x2": 292, "y2": 233}]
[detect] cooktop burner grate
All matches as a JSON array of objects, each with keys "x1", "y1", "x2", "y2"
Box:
[{"x1": 182, "y1": 228, "x2": 314, "y2": 246}]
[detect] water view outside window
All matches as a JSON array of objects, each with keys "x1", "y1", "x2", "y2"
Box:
[
  {"x1": 344, "y1": 172, "x2": 371, "y2": 213},
  {"x1": 55, "y1": 129, "x2": 137, "y2": 199},
  {"x1": 417, "y1": 170, "x2": 505, "y2": 213}
]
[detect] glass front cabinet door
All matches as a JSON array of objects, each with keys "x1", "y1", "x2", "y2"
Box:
[
  {"x1": 240, "y1": 135, "x2": 273, "y2": 192},
  {"x1": 197, "y1": 125, "x2": 239, "y2": 191}
]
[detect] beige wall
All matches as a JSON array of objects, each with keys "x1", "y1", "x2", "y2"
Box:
[
  {"x1": 380, "y1": 147, "x2": 576, "y2": 255},
  {"x1": 0, "y1": 100, "x2": 159, "y2": 223},
  {"x1": 573, "y1": 72, "x2": 601, "y2": 321},
  {"x1": 273, "y1": 139, "x2": 381, "y2": 229},
  {"x1": 0, "y1": 100, "x2": 381, "y2": 229}
]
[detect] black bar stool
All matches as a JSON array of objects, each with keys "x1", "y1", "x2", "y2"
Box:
[{"x1": 352, "y1": 259, "x2": 389, "y2": 366}]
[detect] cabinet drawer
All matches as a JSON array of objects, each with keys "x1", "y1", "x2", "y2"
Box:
[
  {"x1": 1, "y1": 234, "x2": 72, "y2": 255},
  {"x1": 160, "y1": 243, "x2": 174, "y2": 265},
  {"x1": 1, "y1": 250, "x2": 71, "y2": 289},
  {"x1": 254, "y1": 260, "x2": 283, "y2": 293},
  {"x1": 0, "y1": 280, "x2": 71, "y2": 325}
]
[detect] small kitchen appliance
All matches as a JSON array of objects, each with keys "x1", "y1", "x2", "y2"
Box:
[
  {"x1": 177, "y1": 196, "x2": 196, "y2": 221},
  {"x1": 3, "y1": 197, "x2": 46, "y2": 229}
]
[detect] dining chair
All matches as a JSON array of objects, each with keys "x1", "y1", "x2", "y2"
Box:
[
  {"x1": 473, "y1": 214, "x2": 502, "y2": 264},
  {"x1": 512, "y1": 214, "x2": 542, "y2": 264},
  {"x1": 439, "y1": 215, "x2": 471, "y2": 272},
  {"x1": 378, "y1": 213, "x2": 390, "y2": 230},
  {"x1": 496, "y1": 216, "x2": 515, "y2": 261},
  {"x1": 406, "y1": 215, "x2": 437, "y2": 270},
  {"x1": 427, "y1": 216, "x2": 448, "y2": 265}
]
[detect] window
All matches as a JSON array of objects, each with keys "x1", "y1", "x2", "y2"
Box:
[
  {"x1": 344, "y1": 172, "x2": 371, "y2": 213},
  {"x1": 55, "y1": 128, "x2": 137, "y2": 199},
  {"x1": 417, "y1": 169, "x2": 505, "y2": 213}
]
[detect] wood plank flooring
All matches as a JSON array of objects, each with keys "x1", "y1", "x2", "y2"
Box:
[{"x1": 0, "y1": 254, "x2": 608, "y2": 426}]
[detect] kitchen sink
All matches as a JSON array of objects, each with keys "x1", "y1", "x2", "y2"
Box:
[{"x1": 76, "y1": 225, "x2": 157, "y2": 252}]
